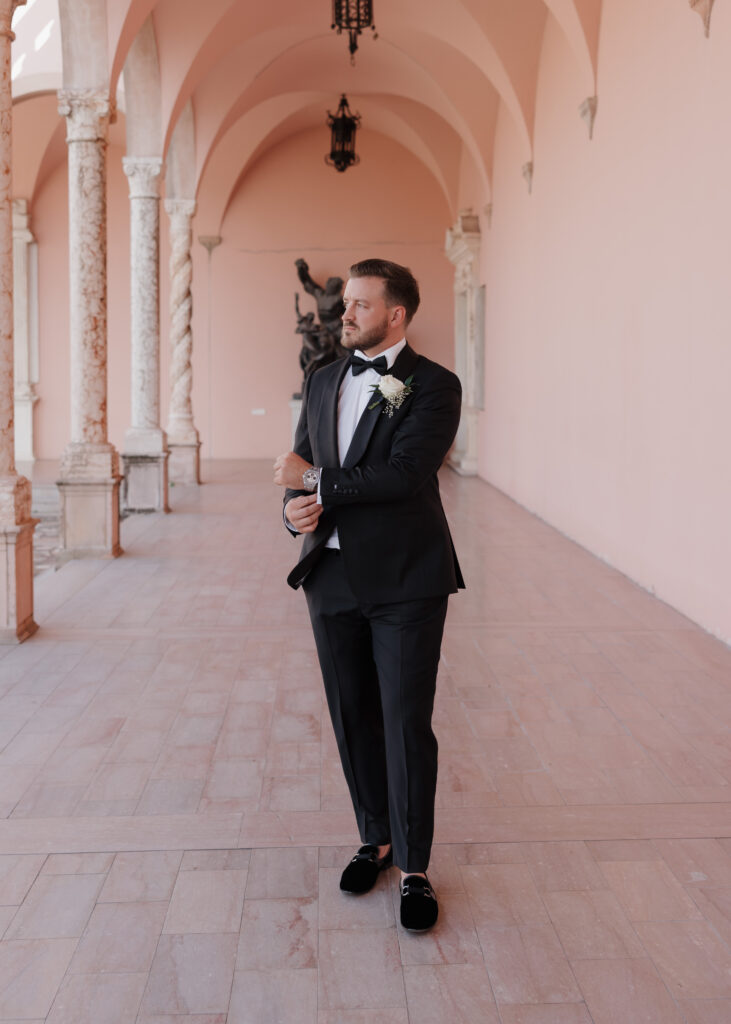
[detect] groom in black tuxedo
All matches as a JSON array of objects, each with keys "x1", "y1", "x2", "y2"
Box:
[{"x1": 274, "y1": 259, "x2": 463, "y2": 930}]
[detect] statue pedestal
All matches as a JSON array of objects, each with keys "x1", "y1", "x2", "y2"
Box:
[{"x1": 289, "y1": 398, "x2": 302, "y2": 446}]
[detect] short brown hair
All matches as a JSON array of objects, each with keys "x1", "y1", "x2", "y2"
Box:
[{"x1": 349, "y1": 258, "x2": 420, "y2": 324}]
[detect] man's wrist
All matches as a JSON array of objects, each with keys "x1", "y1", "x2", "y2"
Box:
[{"x1": 302, "y1": 467, "x2": 321, "y2": 492}]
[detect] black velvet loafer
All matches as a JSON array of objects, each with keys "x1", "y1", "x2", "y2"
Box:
[
  {"x1": 339, "y1": 844, "x2": 393, "y2": 894},
  {"x1": 400, "y1": 874, "x2": 438, "y2": 931}
]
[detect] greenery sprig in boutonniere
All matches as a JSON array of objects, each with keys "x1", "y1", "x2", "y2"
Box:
[{"x1": 368, "y1": 374, "x2": 416, "y2": 417}]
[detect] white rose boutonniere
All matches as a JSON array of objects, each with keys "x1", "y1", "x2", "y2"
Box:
[{"x1": 368, "y1": 374, "x2": 416, "y2": 417}]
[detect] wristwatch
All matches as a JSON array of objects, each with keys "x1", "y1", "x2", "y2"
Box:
[{"x1": 302, "y1": 467, "x2": 321, "y2": 492}]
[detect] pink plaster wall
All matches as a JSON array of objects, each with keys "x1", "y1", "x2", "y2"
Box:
[
  {"x1": 479, "y1": 0, "x2": 731, "y2": 641},
  {"x1": 195, "y1": 125, "x2": 454, "y2": 460}
]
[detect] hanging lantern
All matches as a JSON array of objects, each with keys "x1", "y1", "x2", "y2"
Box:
[
  {"x1": 331, "y1": 0, "x2": 376, "y2": 63},
  {"x1": 325, "y1": 94, "x2": 361, "y2": 173}
]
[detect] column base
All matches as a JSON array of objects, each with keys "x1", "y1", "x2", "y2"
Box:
[
  {"x1": 168, "y1": 442, "x2": 201, "y2": 485},
  {"x1": 57, "y1": 445, "x2": 122, "y2": 560},
  {"x1": 121, "y1": 453, "x2": 170, "y2": 513},
  {"x1": 0, "y1": 519, "x2": 38, "y2": 644},
  {"x1": 448, "y1": 452, "x2": 478, "y2": 476}
]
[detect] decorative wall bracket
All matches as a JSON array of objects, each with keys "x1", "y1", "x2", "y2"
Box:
[
  {"x1": 522, "y1": 161, "x2": 534, "y2": 194},
  {"x1": 484, "y1": 203, "x2": 493, "y2": 229},
  {"x1": 689, "y1": 0, "x2": 714, "y2": 36},
  {"x1": 579, "y1": 96, "x2": 598, "y2": 140}
]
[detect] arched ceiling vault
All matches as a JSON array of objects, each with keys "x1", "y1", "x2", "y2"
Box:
[
  {"x1": 13, "y1": 1, "x2": 605, "y2": 209},
  {"x1": 191, "y1": 33, "x2": 497, "y2": 199},
  {"x1": 196, "y1": 92, "x2": 464, "y2": 235}
]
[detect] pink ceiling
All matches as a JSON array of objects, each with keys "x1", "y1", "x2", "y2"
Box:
[{"x1": 13, "y1": 1, "x2": 603, "y2": 208}]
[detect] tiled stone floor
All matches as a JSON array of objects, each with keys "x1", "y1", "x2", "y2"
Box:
[{"x1": 1, "y1": 459, "x2": 730, "y2": 1023}]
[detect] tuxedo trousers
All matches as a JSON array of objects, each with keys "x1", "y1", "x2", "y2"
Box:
[{"x1": 303, "y1": 549, "x2": 448, "y2": 873}]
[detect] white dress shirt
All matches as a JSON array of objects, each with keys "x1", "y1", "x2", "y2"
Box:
[{"x1": 324, "y1": 338, "x2": 406, "y2": 549}]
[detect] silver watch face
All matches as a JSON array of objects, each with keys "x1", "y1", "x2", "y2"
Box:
[{"x1": 303, "y1": 468, "x2": 319, "y2": 491}]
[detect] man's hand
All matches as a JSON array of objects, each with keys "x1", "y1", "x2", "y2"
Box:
[
  {"x1": 285, "y1": 494, "x2": 322, "y2": 534},
  {"x1": 274, "y1": 451, "x2": 313, "y2": 489}
]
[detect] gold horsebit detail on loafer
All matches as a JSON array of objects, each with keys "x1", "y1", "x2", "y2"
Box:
[{"x1": 400, "y1": 879, "x2": 435, "y2": 899}]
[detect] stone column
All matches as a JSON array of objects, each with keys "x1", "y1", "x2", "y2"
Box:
[
  {"x1": 12, "y1": 198, "x2": 38, "y2": 464},
  {"x1": 56, "y1": 89, "x2": 122, "y2": 560},
  {"x1": 0, "y1": 0, "x2": 37, "y2": 642},
  {"x1": 164, "y1": 199, "x2": 200, "y2": 483},
  {"x1": 121, "y1": 157, "x2": 168, "y2": 512},
  {"x1": 445, "y1": 210, "x2": 483, "y2": 476}
]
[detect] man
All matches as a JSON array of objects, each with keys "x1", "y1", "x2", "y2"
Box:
[{"x1": 274, "y1": 258, "x2": 463, "y2": 931}]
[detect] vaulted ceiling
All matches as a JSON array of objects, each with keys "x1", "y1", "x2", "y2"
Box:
[{"x1": 11, "y1": 0, "x2": 603, "y2": 220}]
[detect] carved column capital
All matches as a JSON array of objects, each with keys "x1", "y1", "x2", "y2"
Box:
[
  {"x1": 445, "y1": 209, "x2": 481, "y2": 285},
  {"x1": 12, "y1": 197, "x2": 30, "y2": 234},
  {"x1": 58, "y1": 90, "x2": 113, "y2": 143},
  {"x1": 0, "y1": 0, "x2": 25, "y2": 40},
  {"x1": 165, "y1": 198, "x2": 197, "y2": 221},
  {"x1": 123, "y1": 156, "x2": 163, "y2": 199}
]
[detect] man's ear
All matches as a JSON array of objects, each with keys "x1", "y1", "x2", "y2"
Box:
[{"x1": 389, "y1": 305, "x2": 407, "y2": 328}]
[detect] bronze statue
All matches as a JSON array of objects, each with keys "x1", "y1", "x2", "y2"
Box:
[{"x1": 293, "y1": 259, "x2": 346, "y2": 396}]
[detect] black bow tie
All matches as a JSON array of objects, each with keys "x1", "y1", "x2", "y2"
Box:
[{"x1": 349, "y1": 354, "x2": 388, "y2": 376}]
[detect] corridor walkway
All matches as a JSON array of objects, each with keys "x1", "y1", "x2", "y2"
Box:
[{"x1": 0, "y1": 462, "x2": 730, "y2": 1023}]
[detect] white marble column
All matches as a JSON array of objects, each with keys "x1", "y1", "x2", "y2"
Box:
[
  {"x1": 446, "y1": 210, "x2": 483, "y2": 476},
  {"x1": 165, "y1": 199, "x2": 200, "y2": 483},
  {"x1": 12, "y1": 198, "x2": 38, "y2": 464},
  {"x1": 56, "y1": 89, "x2": 122, "y2": 560},
  {"x1": 121, "y1": 157, "x2": 168, "y2": 511},
  {"x1": 0, "y1": 0, "x2": 36, "y2": 642}
]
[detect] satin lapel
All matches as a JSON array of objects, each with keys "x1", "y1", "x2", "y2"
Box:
[
  {"x1": 390, "y1": 342, "x2": 419, "y2": 383},
  {"x1": 342, "y1": 343, "x2": 420, "y2": 470},
  {"x1": 319, "y1": 358, "x2": 349, "y2": 468}
]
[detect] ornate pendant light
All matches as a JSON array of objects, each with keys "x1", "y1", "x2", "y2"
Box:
[
  {"x1": 325, "y1": 94, "x2": 361, "y2": 173},
  {"x1": 331, "y1": 0, "x2": 376, "y2": 63}
]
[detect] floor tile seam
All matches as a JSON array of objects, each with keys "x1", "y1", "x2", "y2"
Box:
[
  {"x1": 4, "y1": 800, "x2": 730, "y2": 821},
  {"x1": 683, "y1": 887, "x2": 731, "y2": 959},
  {"x1": 235, "y1": 708, "x2": 277, "y2": 838},
  {"x1": 566, "y1": 951, "x2": 706, "y2": 1024},
  {"x1": 4, "y1": 831, "x2": 731, "y2": 862},
  {"x1": 34, "y1": 625, "x2": 315, "y2": 639},
  {"x1": 33, "y1": 622, "x2": 716, "y2": 640},
  {"x1": 620, "y1": 727, "x2": 731, "y2": 793},
  {"x1": 33, "y1": 559, "x2": 115, "y2": 623}
]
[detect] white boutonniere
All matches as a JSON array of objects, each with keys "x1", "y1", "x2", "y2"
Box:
[{"x1": 368, "y1": 374, "x2": 415, "y2": 417}]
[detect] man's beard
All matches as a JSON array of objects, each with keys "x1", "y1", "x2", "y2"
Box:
[{"x1": 341, "y1": 316, "x2": 390, "y2": 352}]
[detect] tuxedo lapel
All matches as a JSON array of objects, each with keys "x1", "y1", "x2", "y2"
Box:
[
  {"x1": 342, "y1": 396, "x2": 380, "y2": 470},
  {"x1": 390, "y1": 342, "x2": 419, "y2": 383},
  {"x1": 319, "y1": 358, "x2": 349, "y2": 467},
  {"x1": 342, "y1": 343, "x2": 420, "y2": 470}
]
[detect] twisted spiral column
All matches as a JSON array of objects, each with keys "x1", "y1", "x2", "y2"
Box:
[{"x1": 165, "y1": 199, "x2": 200, "y2": 483}]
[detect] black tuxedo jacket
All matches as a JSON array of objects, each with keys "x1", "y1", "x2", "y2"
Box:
[{"x1": 284, "y1": 342, "x2": 465, "y2": 602}]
